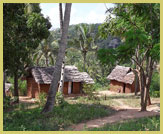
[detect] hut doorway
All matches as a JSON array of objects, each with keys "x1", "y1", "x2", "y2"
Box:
[
  {"x1": 71, "y1": 82, "x2": 74, "y2": 93},
  {"x1": 123, "y1": 84, "x2": 126, "y2": 93},
  {"x1": 68, "y1": 82, "x2": 72, "y2": 94}
]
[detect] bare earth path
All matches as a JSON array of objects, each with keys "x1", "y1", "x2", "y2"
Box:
[
  {"x1": 68, "y1": 91, "x2": 160, "y2": 131},
  {"x1": 68, "y1": 108, "x2": 159, "y2": 131},
  {"x1": 19, "y1": 92, "x2": 160, "y2": 131}
]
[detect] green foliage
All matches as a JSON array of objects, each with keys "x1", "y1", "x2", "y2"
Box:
[
  {"x1": 8, "y1": 77, "x2": 27, "y2": 96},
  {"x1": 83, "y1": 84, "x2": 96, "y2": 100},
  {"x1": 3, "y1": 3, "x2": 51, "y2": 78},
  {"x1": 18, "y1": 80, "x2": 27, "y2": 96},
  {"x1": 55, "y1": 91, "x2": 65, "y2": 106},
  {"x1": 3, "y1": 96, "x2": 20, "y2": 110},
  {"x1": 32, "y1": 32, "x2": 58, "y2": 66},
  {"x1": 150, "y1": 43, "x2": 160, "y2": 61},
  {"x1": 4, "y1": 102, "x2": 112, "y2": 131},
  {"x1": 99, "y1": 3, "x2": 160, "y2": 65},
  {"x1": 26, "y1": 13, "x2": 51, "y2": 40},
  {"x1": 89, "y1": 116, "x2": 160, "y2": 131},
  {"x1": 150, "y1": 72, "x2": 160, "y2": 97},
  {"x1": 3, "y1": 96, "x2": 12, "y2": 110},
  {"x1": 97, "y1": 48, "x2": 116, "y2": 65},
  {"x1": 38, "y1": 92, "x2": 47, "y2": 107}
]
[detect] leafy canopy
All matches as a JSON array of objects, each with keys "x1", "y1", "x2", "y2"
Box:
[{"x1": 3, "y1": 3, "x2": 51, "y2": 76}]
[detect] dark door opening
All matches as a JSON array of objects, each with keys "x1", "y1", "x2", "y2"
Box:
[
  {"x1": 123, "y1": 84, "x2": 126, "y2": 93},
  {"x1": 71, "y1": 82, "x2": 73, "y2": 93}
]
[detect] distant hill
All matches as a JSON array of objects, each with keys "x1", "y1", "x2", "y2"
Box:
[{"x1": 51, "y1": 23, "x2": 121, "y2": 49}]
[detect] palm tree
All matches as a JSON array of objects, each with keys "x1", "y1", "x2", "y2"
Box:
[
  {"x1": 42, "y1": 3, "x2": 72, "y2": 113},
  {"x1": 33, "y1": 34, "x2": 58, "y2": 66},
  {"x1": 69, "y1": 24, "x2": 98, "y2": 71},
  {"x1": 58, "y1": 3, "x2": 65, "y2": 93}
]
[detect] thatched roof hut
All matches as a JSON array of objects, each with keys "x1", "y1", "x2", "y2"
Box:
[
  {"x1": 29, "y1": 65, "x2": 94, "y2": 84},
  {"x1": 107, "y1": 65, "x2": 138, "y2": 93},
  {"x1": 26, "y1": 65, "x2": 94, "y2": 98},
  {"x1": 107, "y1": 65, "x2": 134, "y2": 84}
]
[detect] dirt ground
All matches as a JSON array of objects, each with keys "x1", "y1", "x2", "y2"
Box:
[
  {"x1": 68, "y1": 90, "x2": 160, "y2": 131},
  {"x1": 19, "y1": 91, "x2": 160, "y2": 131}
]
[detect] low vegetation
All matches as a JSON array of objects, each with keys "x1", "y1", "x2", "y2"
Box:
[
  {"x1": 88, "y1": 116, "x2": 160, "y2": 131},
  {"x1": 4, "y1": 90, "x2": 160, "y2": 131},
  {"x1": 4, "y1": 101, "x2": 115, "y2": 131}
]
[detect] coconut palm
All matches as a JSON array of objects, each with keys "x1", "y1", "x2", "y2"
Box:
[
  {"x1": 42, "y1": 3, "x2": 72, "y2": 113},
  {"x1": 33, "y1": 34, "x2": 58, "y2": 66},
  {"x1": 68, "y1": 24, "x2": 98, "y2": 71}
]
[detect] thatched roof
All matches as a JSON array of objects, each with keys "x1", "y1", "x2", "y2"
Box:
[
  {"x1": 107, "y1": 65, "x2": 135, "y2": 84},
  {"x1": 28, "y1": 65, "x2": 94, "y2": 84}
]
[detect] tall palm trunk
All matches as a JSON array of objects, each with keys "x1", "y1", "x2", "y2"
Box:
[
  {"x1": 58, "y1": 3, "x2": 65, "y2": 93},
  {"x1": 83, "y1": 50, "x2": 87, "y2": 72},
  {"x1": 59, "y1": 3, "x2": 63, "y2": 34},
  {"x1": 45, "y1": 54, "x2": 49, "y2": 66},
  {"x1": 42, "y1": 3, "x2": 72, "y2": 113}
]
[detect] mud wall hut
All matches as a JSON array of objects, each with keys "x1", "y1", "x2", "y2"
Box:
[
  {"x1": 26, "y1": 66, "x2": 94, "y2": 98},
  {"x1": 107, "y1": 65, "x2": 139, "y2": 93}
]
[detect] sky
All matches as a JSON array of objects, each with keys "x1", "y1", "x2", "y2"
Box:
[{"x1": 40, "y1": 3, "x2": 115, "y2": 30}]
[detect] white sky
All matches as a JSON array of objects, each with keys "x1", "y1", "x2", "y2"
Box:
[{"x1": 40, "y1": 3, "x2": 115, "y2": 30}]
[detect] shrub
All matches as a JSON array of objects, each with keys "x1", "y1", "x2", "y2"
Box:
[
  {"x1": 8, "y1": 77, "x2": 27, "y2": 96},
  {"x1": 3, "y1": 96, "x2": 19, "y2": 110},
  {"x1": 3, "y1": 96, "x2": 12, "y2": 110},
  {"x1": 83, "y1": 84, "x2": 97, "y2": 100},
  {"x1": 150, "y1": 72, "x2": 160, "y2": 97},
  {"x1": 18, "y1": 80, "x2": 27, "y2": 96},
  {"x1": 38, "y1": 92, "x2": 47, "y2": 107}
]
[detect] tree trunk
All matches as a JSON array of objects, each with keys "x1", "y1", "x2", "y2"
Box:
[
  {"x1": 132, "y1": 69, "x2": 139, "y2": 95},
  {"x1": 140, "y1": 69, "x2": 147, "y2": 111},
  {"x1": 3, "y1": 71, "x2": 6, "y2": 98},
  {"x1": 41, "y1": 3, "x2": 72, "y2": 113},
  {"x1": 58, "y1": 61, "x2": 65, "y2": 92},
  {"x1": 14, "y1": 72, "x2": 19, "y2": 103},
  {"x1": 59, "y1": 3, "x2": 63, "y2": 34},
  {"x1": 83, "y1": 51, "x2": 87, "y2": 72},
  {"x1": 58, "y1": 3, "x2": 65, "y2": 93},
  {"x1": 140, "y1": 69, "x2": 152, "y2": 111},
  {"x1": 45, "y1": 55, "x2": 48, "y2": 66},
  {"x1": 147, "y1": 90, "x2": 151, "y2": 106}
]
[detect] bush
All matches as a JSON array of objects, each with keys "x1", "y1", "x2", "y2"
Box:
[
  {"x1": 8, "y1": 77, "x2": 27, "y2": 96},
  {"x1": 150, "y1": 72, "x2": 160, "y2": 97},
  {"x1": 83, "y1": 84, "x2": 97, "y2": 100},
  {"x1": 98, "y1": 77, "x2": 109, "y2": 87},
  {"x1": 3, "y1": 96, "x2": 19, "y2": 110},
  {"x1": 18, "y1": 80, "x2": 27, "y2": 96},
  {"x1": 3, "y1": 96, "x2": 12, "y2": 109},
  {"x1": 38, "y1": 92, "x2": 47, "y2": 107}
]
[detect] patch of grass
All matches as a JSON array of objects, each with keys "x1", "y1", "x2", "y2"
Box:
[
  {"x1": 121, "y1": 98, "x2": 140, "y2": 108},
  {"x1": 89, "y1": 116, "x2": 160, "y2": 131},
  {"x1": 4, "y1": 102, "x2": 115, "y2": 131}
]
